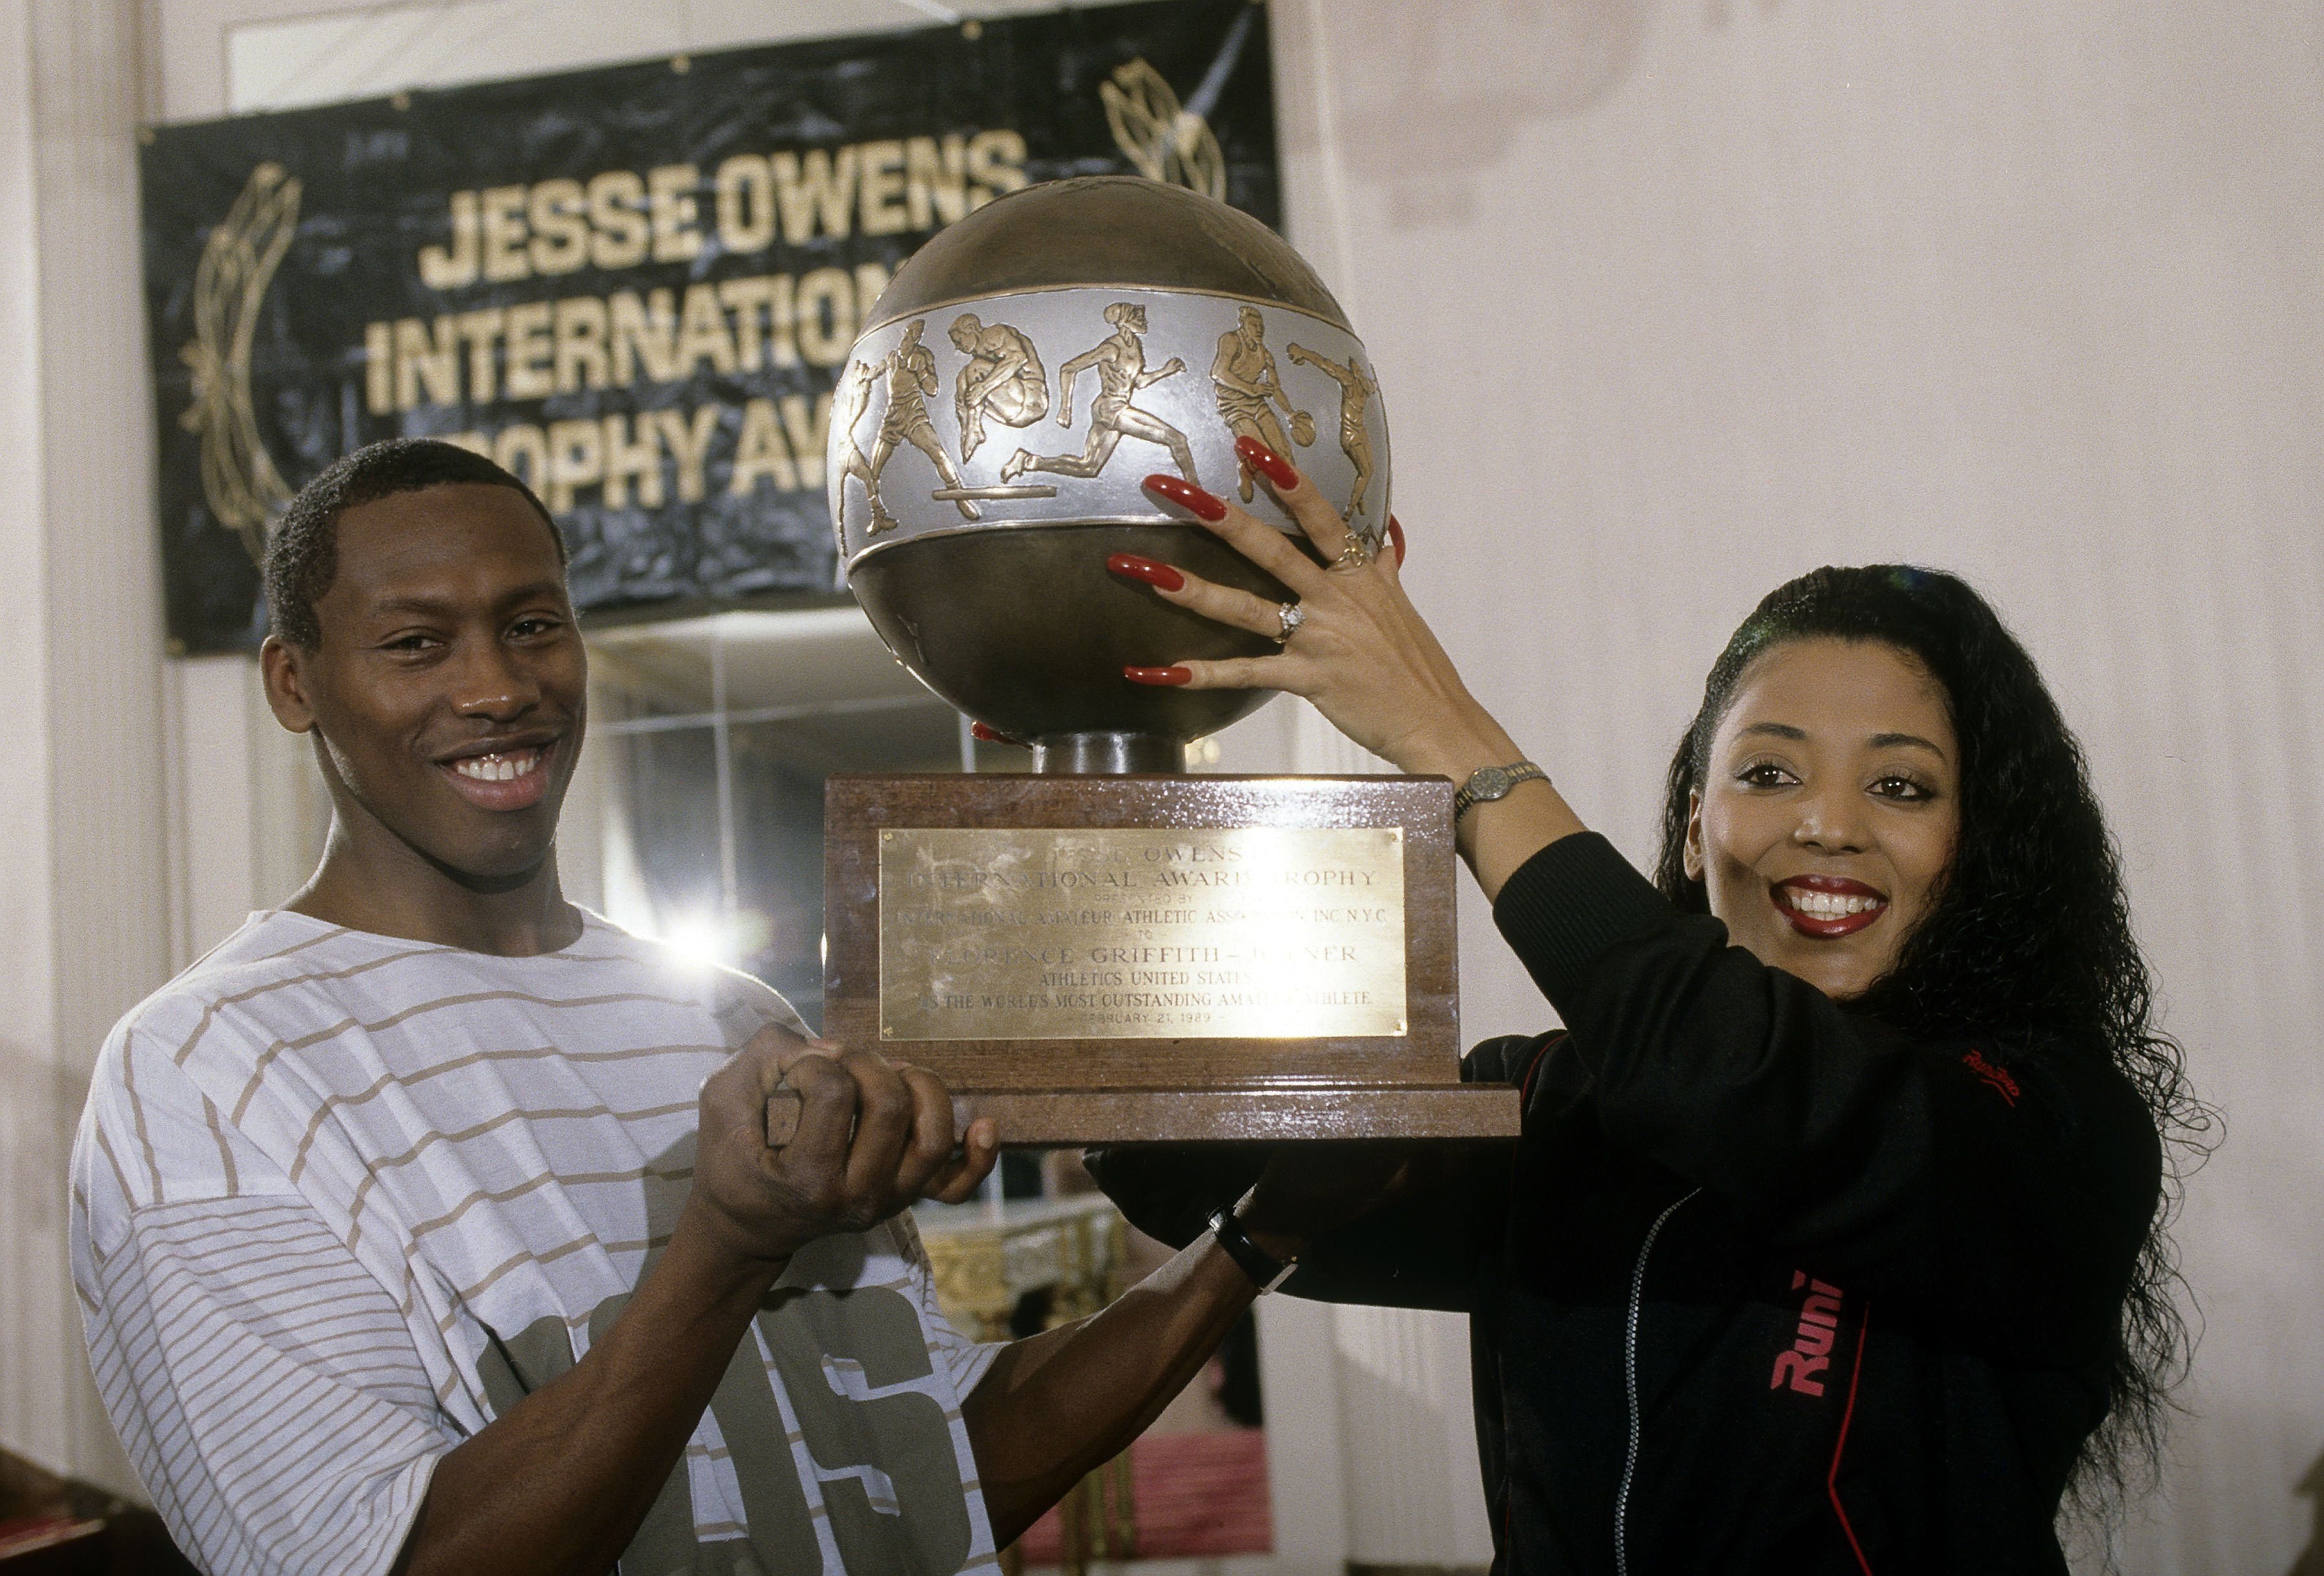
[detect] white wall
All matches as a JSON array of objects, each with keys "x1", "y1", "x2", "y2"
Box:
[
  {"x1": 6, "y1": 0, "x2": 2316, "y2": 1570},
  {"x1": 1264, "y1": 3, "x2": 2323, "y2": 1571},
  {"x1": 0, "y1": 0, "x2": 173, "y2": 1499}
]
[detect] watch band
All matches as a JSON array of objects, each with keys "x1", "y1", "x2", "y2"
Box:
[
  {"x1": 1452, "y1": 759, "x2": 1549, "y2": 821},
  {"x1": 1208, "y1": 1206, "x2": 1298, "y2": 1293}
]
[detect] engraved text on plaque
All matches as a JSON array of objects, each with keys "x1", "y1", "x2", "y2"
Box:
[{"x1": 878, "y1": 826, "x2": 1408, "y2": 1041}]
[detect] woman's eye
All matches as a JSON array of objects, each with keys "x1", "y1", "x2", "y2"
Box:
[
  {"x1": 1736, "y1": 760, "x2": 1795, "y2": 788},
  {"x1": 1871, "y1": 774, "x2": 1933, "y2": 801}
]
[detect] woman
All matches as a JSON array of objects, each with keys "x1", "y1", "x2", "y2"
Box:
[{"x1": 1089, "y1": 437, "x2": 2201, "y2": 1575}]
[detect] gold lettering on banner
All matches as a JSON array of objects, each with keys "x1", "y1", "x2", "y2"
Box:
[
  {"x1": 588, "y1": 170, "x2": 651, "y2": 269},
  {"x1": 182, "y1": 162, "x2": 300, "y2": 562},
  {"x1": 878, "y1": 827, "x2": 1409, "y2": 1041},
  {"x1": 410, "y1": 135, "x2": 1030, "y2": 280},
  {"x1": 527, "y1": 179, "x2": 590, "y2": 275},
  {"x1": 647, "y1": 163, "x2": 702, "y2": 262}
]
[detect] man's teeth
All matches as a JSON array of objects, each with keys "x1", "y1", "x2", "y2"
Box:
[
  {"x1": 1783, "y1": 886, "x2": 1883, "y2": 918},
  {"x1": 452, "y1": 749, "x2": 541, "y2": 783}
]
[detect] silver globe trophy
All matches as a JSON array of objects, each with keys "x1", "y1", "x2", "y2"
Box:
[{"x1": 820, "y1": 177, "x2": 1517, "y2": 1144}]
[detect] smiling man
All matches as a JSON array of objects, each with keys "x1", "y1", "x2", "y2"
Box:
[{"x1": 70, "y1": 439, "x2": 1317, "y2": 1576}]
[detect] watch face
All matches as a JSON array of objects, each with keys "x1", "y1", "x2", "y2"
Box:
[{"x1": 1474, "y1": 768, "x2": 1511, "y2": 798}]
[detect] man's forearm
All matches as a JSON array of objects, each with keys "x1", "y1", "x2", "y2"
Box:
[
  {"x1": 962, "y1": 1235, "x2": 1270, "y2": 1548},
  {"x1": 392, "y1": 1217, "x2": 780, "y2": 1576}
]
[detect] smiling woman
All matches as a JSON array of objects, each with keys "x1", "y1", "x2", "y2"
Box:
[
  {"x1": 1087, "y1": 454, "x2": 2207, "y2": 1574},
  {"x1": 1680, "y1": 636, "x2": 1961, "y2": 1000}
]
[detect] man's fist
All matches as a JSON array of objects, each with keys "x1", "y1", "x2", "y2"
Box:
[{"x1": 683, "y1": 1024, "x2": 999, "y2": 1270}]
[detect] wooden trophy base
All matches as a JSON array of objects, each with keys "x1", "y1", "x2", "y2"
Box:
[{"x1": 824, "y1": 773, "x2": 1521, "y2": 1146}]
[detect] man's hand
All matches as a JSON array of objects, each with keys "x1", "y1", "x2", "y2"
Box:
[{"x1": 682, "y1": 1025, "x2": 998, "y2": 1271}]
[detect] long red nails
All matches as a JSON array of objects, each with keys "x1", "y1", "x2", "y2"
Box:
[
  {"x1": 1387, "y1": 515, "x2": 1406, "y2": 566},
  {"x1": 1235, "y1": 436, "x2": 1300, "y2": 491},
  {"x1": 969, "y1": 720, "x2": 1029, "y2": 747},
  {"x1": 1106, "y1": 552, "x2": 1186, "y2": 592},
  {"x1": 1142, "y1": 474, "x2": 1227, "y2": 522},
  {"x1": 1123, "y1": 665, "x2": 1193, "y2": 686}
]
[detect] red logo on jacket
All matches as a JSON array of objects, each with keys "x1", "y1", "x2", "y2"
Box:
[
  {"x1": 1961, "y1": 1049, "x2": 2020, "y2": 1106},
  {"x1": 1771, "y1": 1271, "x2": 1844, "y2": 1397}
]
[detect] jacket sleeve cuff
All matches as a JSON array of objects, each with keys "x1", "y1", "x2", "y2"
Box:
[{"x1": 1490, "y1": 832, "x2": 1674, "y2": 1018}]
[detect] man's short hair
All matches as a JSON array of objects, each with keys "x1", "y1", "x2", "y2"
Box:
[{"x1": 262, "y1": 438, "x2": 566, "y2": 650}]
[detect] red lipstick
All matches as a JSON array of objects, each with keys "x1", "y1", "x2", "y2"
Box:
[{"x1": 1771, "y1": 873, "x2": 1888, "y2": 939}]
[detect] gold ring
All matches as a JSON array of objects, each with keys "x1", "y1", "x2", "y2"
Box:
[
  {"x1": 1274, "y1": 602, "x2": 1306, "y2": 643},
  {"x1": 1331, "y1": 537, "x2": 1373, "y2": 572}
]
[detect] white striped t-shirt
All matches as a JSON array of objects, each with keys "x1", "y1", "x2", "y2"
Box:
[{"x1": 70, "y1": 908, "x2": 1004, "y2": 1576}]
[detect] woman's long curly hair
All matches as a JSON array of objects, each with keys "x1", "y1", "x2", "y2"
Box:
[{"x1": 1652, "y1": 564, "x2": 2208, "y2": 1517}]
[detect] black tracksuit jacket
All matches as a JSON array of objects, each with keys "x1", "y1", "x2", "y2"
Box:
[{"x1": 1089, "y1": 832, "x2": 2162, "y2": 1575}]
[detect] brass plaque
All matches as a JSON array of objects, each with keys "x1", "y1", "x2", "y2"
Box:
[{"x1": 878, "y1": 826, "x2": 1408, "y2": 1041}]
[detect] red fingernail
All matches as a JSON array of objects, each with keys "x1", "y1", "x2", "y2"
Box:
[
  {"x1": 969, "y1": 720, "x2": 1029, "y2": 748},
  {"x1": 1235, "y1": 436, "x2": 1300, "y2": 491},
  {"x1": 1106, "y1": 552, "x2": 1186, "y2": 592},
  {"x1": 1123, "y1": 665, "x2": 1193, "y2": 686},
  {"x1": 1142, "y1": 473, "x2": 1228, "y2": 522},
  {"x1": 1387, "y1": 515, "x2": 1406, "y2": 566}
]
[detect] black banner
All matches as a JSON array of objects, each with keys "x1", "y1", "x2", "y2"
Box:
[{"x1": 141, "y1": 0, "x2": 1279, "y2": 654}]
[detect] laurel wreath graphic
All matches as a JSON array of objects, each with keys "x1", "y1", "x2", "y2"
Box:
[
  {"x1": 181, "y1": 162, "x2": 300, "y2": 564},
  {"x1": 1101, "y1": 58, "x2": 1225, "y2": 201}
]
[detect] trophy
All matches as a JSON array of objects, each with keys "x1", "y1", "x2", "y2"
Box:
[{"x1": 821, "y1": 176, "x2": 1518, "y2": 1144}]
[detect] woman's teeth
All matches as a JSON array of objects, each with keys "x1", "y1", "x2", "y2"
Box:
[
  {"x1": 452, "y1": 749, "x2": 540, "y2": 782},
  {"x1": 1782, "y1": 887, "x2": 1883, "y2": 918}
]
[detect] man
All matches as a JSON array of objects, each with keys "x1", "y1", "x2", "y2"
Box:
[
  {"x1": 1285, "y1": 342, "x2": 1379, "y2": 520},
  {"x1": 1211, "y1": 306, "x2": 1311, "y2": 502},
  {"x1": 71, "y1": 439, "x2": 1321, "y2": 1575},
  {"x1": 999, "y1": 302, "x2": 1199, "y2": 487},
  {"x1": 830, "y1": 355, "x2": 884, "y2": 546},
  {"x1": 870, "y1": 318, "x2": 978, "y2": 526},
  {"x1": 948, "y1": 313, "x2": 1046, "y2": 461}
]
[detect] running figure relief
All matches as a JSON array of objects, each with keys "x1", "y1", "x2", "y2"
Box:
[
  {"x1": 845, "y1": 320, "x2": 979, "y2": 540},
  {"x1": 1212, "y1": 306, "x2": 1314, "y2": 502},
  {"x1": 1002, "y1": 303, "x2": 1201, "y2": 486},
  {"x1": 1287, "y1": 342, "x2": 1380, "y2": 520},
  {"x1": 831, "y1": 357, "x2": 884, "y2": 546},
  {"x1": 950, "y1": 313, "x2": 1047, "y2": 460}
]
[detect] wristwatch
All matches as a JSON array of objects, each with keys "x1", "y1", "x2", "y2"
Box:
[
  {"x1": 1452, "y1": 759, "x2": 1548, "y2": 821},
  {"x1": 1208, "y1": 1205, "x2": 1298, "y2": 1294}
]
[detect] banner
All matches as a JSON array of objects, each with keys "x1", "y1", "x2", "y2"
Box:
[{"x1": 140, "y1": 0, "x2": 1279, "y2": 654}]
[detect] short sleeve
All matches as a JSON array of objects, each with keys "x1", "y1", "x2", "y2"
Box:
[
  {"x1": 888, "y1": 1215, "x2": 1006, "y2": 1399},
  {"x1": 72, "y1": 1028, "x2": 457, "y2": 1576}
]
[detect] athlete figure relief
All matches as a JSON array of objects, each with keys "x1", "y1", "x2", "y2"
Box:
[
  {"x1": 839, "y1": 320, "x2": 979, "y2": 540},
  {"x1": 828, "y1": 358, "x2": 885, "y2": 546},
  {"x1": 1287, "y1": 342, "x2": 1380, "y2": 520},
  {"x1": 1001, "y1": 303, "x2": 1201, "y2": 486},
  {"x1": 1212, "y1": 306, "x2": 1314, "y2": 502},
  {"x1": 949, "y1": 313, "x2": 1048, "y2": 461}
]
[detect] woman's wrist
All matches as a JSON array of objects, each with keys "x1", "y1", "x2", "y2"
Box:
[
  {"x1": 1225, "y1": 1190, "x2": 1311, "y2": 1267},
  {"x1": 1385, "y1": 701, "x2": 1525, "y2": 786}
]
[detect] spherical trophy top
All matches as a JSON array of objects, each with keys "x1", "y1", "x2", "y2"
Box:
[{"x1": 830, "y1": 177, "x2": 1391, "y2": 772}]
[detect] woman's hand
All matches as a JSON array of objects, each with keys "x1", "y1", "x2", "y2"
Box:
[
  {"x1": 1234, "y1": 1141, "x2": 1468, "y2": 1263},
  {"x1": 1114, "y1": 436, "x2": 1587, "y2": 900},
  {"x1": 1116, "y1": 436, "x2": 1516, "y2": 781}
]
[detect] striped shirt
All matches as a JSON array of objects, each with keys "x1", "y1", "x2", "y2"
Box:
[{"x1": 70, "y1": 909, "x2": 1003, "y2": 1576}]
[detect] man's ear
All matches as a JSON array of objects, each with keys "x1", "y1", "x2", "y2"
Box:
[
  {"x1": 1682, "y1": 787, "x2": 1706, "y2": 883},
  {"x1": 260, "y1": 635, "x2": 316, "y2": 735}
]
